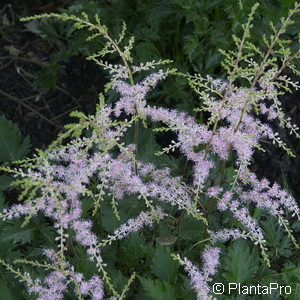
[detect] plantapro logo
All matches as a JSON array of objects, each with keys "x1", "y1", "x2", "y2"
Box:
[{"x1": 213, "y1": 282, "x2": 292, "y2": 296}]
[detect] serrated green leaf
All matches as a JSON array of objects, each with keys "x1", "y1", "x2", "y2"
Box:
[
  {"x1": 35, "y1": 63, "x2": 59, "y2": 92},
  {"x1": 120, "y1": 233, "x2": 146, "y2": 269},
  {"x1": 15, "y1": 135, "x2": 31, "y2": 161},
  {"x1": 179, "y1": 215, "x2": 204, "y2": 241},
  {"x1": 222, "y1": 240, "x2": 259, "y2": 284},
  {"x1": 139, "y1": 277, "x2": 177, "y2": 300},
  {"x1": 0, "y1": 115, "x2": 31, "y2": 162},
  {"x1": 183, "y1": 34, "x2": 200, "y2": 61},
  {"x1": 107, "y1": 268, "x2": 128, "y2": 295},
  {"x1": 135, "y1": 42, "x2": 159, "y2": 61},
  {"x1": 151, "y1": 246, "x2": 179, "y2": 282},
  {"x1": 262, "y1": 217, "x2": 291, "y2": 257},
  {"x1": 179, "y1": 276, "x2": 198, "y2": 299},
  {"x1": 0, "y1": 224, "x2": 34, "y2": 245},
  {"x1": 101, "y1": 205, "x2": 122, "y2": 233},
  {"x1": 282, "y1": 264, "x2": 300, "y2": 282},
  {"x1": 286, "y1": 283, "x2": 300, "y2": 300}
]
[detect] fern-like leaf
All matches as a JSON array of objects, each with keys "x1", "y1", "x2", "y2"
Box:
[
  {"x1": 0, "y1": 115, "x2": 31, "y2": 162},
  {"x1": 139, "y1": 277, "x2": 177, "y2": 300}
]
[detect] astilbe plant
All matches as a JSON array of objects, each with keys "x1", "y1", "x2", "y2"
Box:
[{"x1": 0, "y1": 2, "x2": 300, "y2": 300}]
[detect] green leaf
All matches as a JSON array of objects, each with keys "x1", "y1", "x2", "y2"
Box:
[
  {"x1": 0, "y1": 282, "x2": 13, "y2": 300},
  {"x1": 120, "y1": 233, "x2": 146, "y2": 269},
  {"x1": 222, "y1": 240, "x2": 259, "y2": 284},
  {"x1": 101, "y1": 205, "x2": 123, "y2": 233},
  {"x1": 179, "y1": 215, "x2": 204, "y2": 241},
  {"x1": 282, "y1": 264, "x2": 300, "y2": 283},
  {"x1": 0, "y1": 115, "x2": 31, "y2": 162},
  {"x1": 286, "y1": 283, "x2": 300, "y2": 300},
  {"x1": 139, "y1": 277, "x2": 177, "y2": 300},
  {"x1": 179, "y1": 276, "x2": 198, "y2": 299},
  {"x1": 262, "y1": 217, "x2": 291, "y2": 257},
  {"x1": 107, "y1": 268, "x2": 128, "y2": 295},
  {"x1": 0, "y1": 176, "x2": 13, "y2": 191},
  {"x1": 125, "y1": 126, "x2": 159, "y2": 163},
  {"x1": 183, "y1": 34, "x2": 201, "y2": 61},
  {"x1": 281, "y1": 265, "x2": 300, "y2": 300},
  {"x1": 0, "y1": 223, "x2": 34, "y2": 245},
  {"x1": 225, "y1": 166, "x2": 235, "y2": 183},
  {"x1": 35, "y1": 63, "x2": 59, "y2": 92},
  {"x1": 151, "y1": 246, "x2": 179, "y2": 282}
]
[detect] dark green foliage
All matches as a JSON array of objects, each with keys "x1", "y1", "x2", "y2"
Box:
[
  {"x1": 0, "y1": 281, "x2": 13, "y2": 300},
  {"x1": 282, "y1": 264, "x2": 300, "y2": 300},
  {"x1": 222, "y1": 239, "x2": 260, "y2": 284},
  {"x1": 0, "y1": 115, "x2": 31, "y2": 162},
  {"x1": 32, "y1": 0, "x2": 300, "y2": 112},
  {"x1": 179, "y1": 214, "x2": 205, "y2": 241},
  {"x1": 0, "y1": 176, "x2": 13, "y2": 191},
  {"x1": 262, "y1": 216, "x2": 292, "y2": 258},
  {"x1": 119, "y1": 233, "x2": 146, "y2": 270},
  {"x1": 151, "y1": 246, "x2": 179, "y2": 282},
  {"x1": 0, "y1": 221, "x2": 35, "y2": 245},
  {"x1": 139, "y1": 277, "x2": 177, "y2": 300}
]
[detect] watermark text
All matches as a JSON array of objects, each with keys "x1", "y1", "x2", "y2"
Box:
[{"x1": 212, "y1": 282, "x2": 291, "y2": 295}]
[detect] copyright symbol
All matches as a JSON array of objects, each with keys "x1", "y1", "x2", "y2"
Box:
[{"x1": 213, "y1": 283, "x2": 224, "y2": 294}]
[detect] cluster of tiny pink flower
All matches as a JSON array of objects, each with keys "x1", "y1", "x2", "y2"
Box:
[
  {"x1": 179, "y1": 246, "x2": 221, "y2": 300},
  {"x1": 0, "y1": 60, "x2": 299, "y2": 299},
  {"x1": 104, "y1": 207, "x2": 166, "y2": 245}
]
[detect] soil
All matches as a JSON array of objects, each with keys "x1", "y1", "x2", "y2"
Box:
[
  {"x1": 1, "y1": 0, "x2": 300, "y2": 201},
  {"x1": 0, "y1": 0, "x2": 105, "y2": 148}
]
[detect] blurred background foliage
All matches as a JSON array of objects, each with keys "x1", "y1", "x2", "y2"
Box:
[{"x1": 32, "y1": 0, "x2": 300, "y2": 110}]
